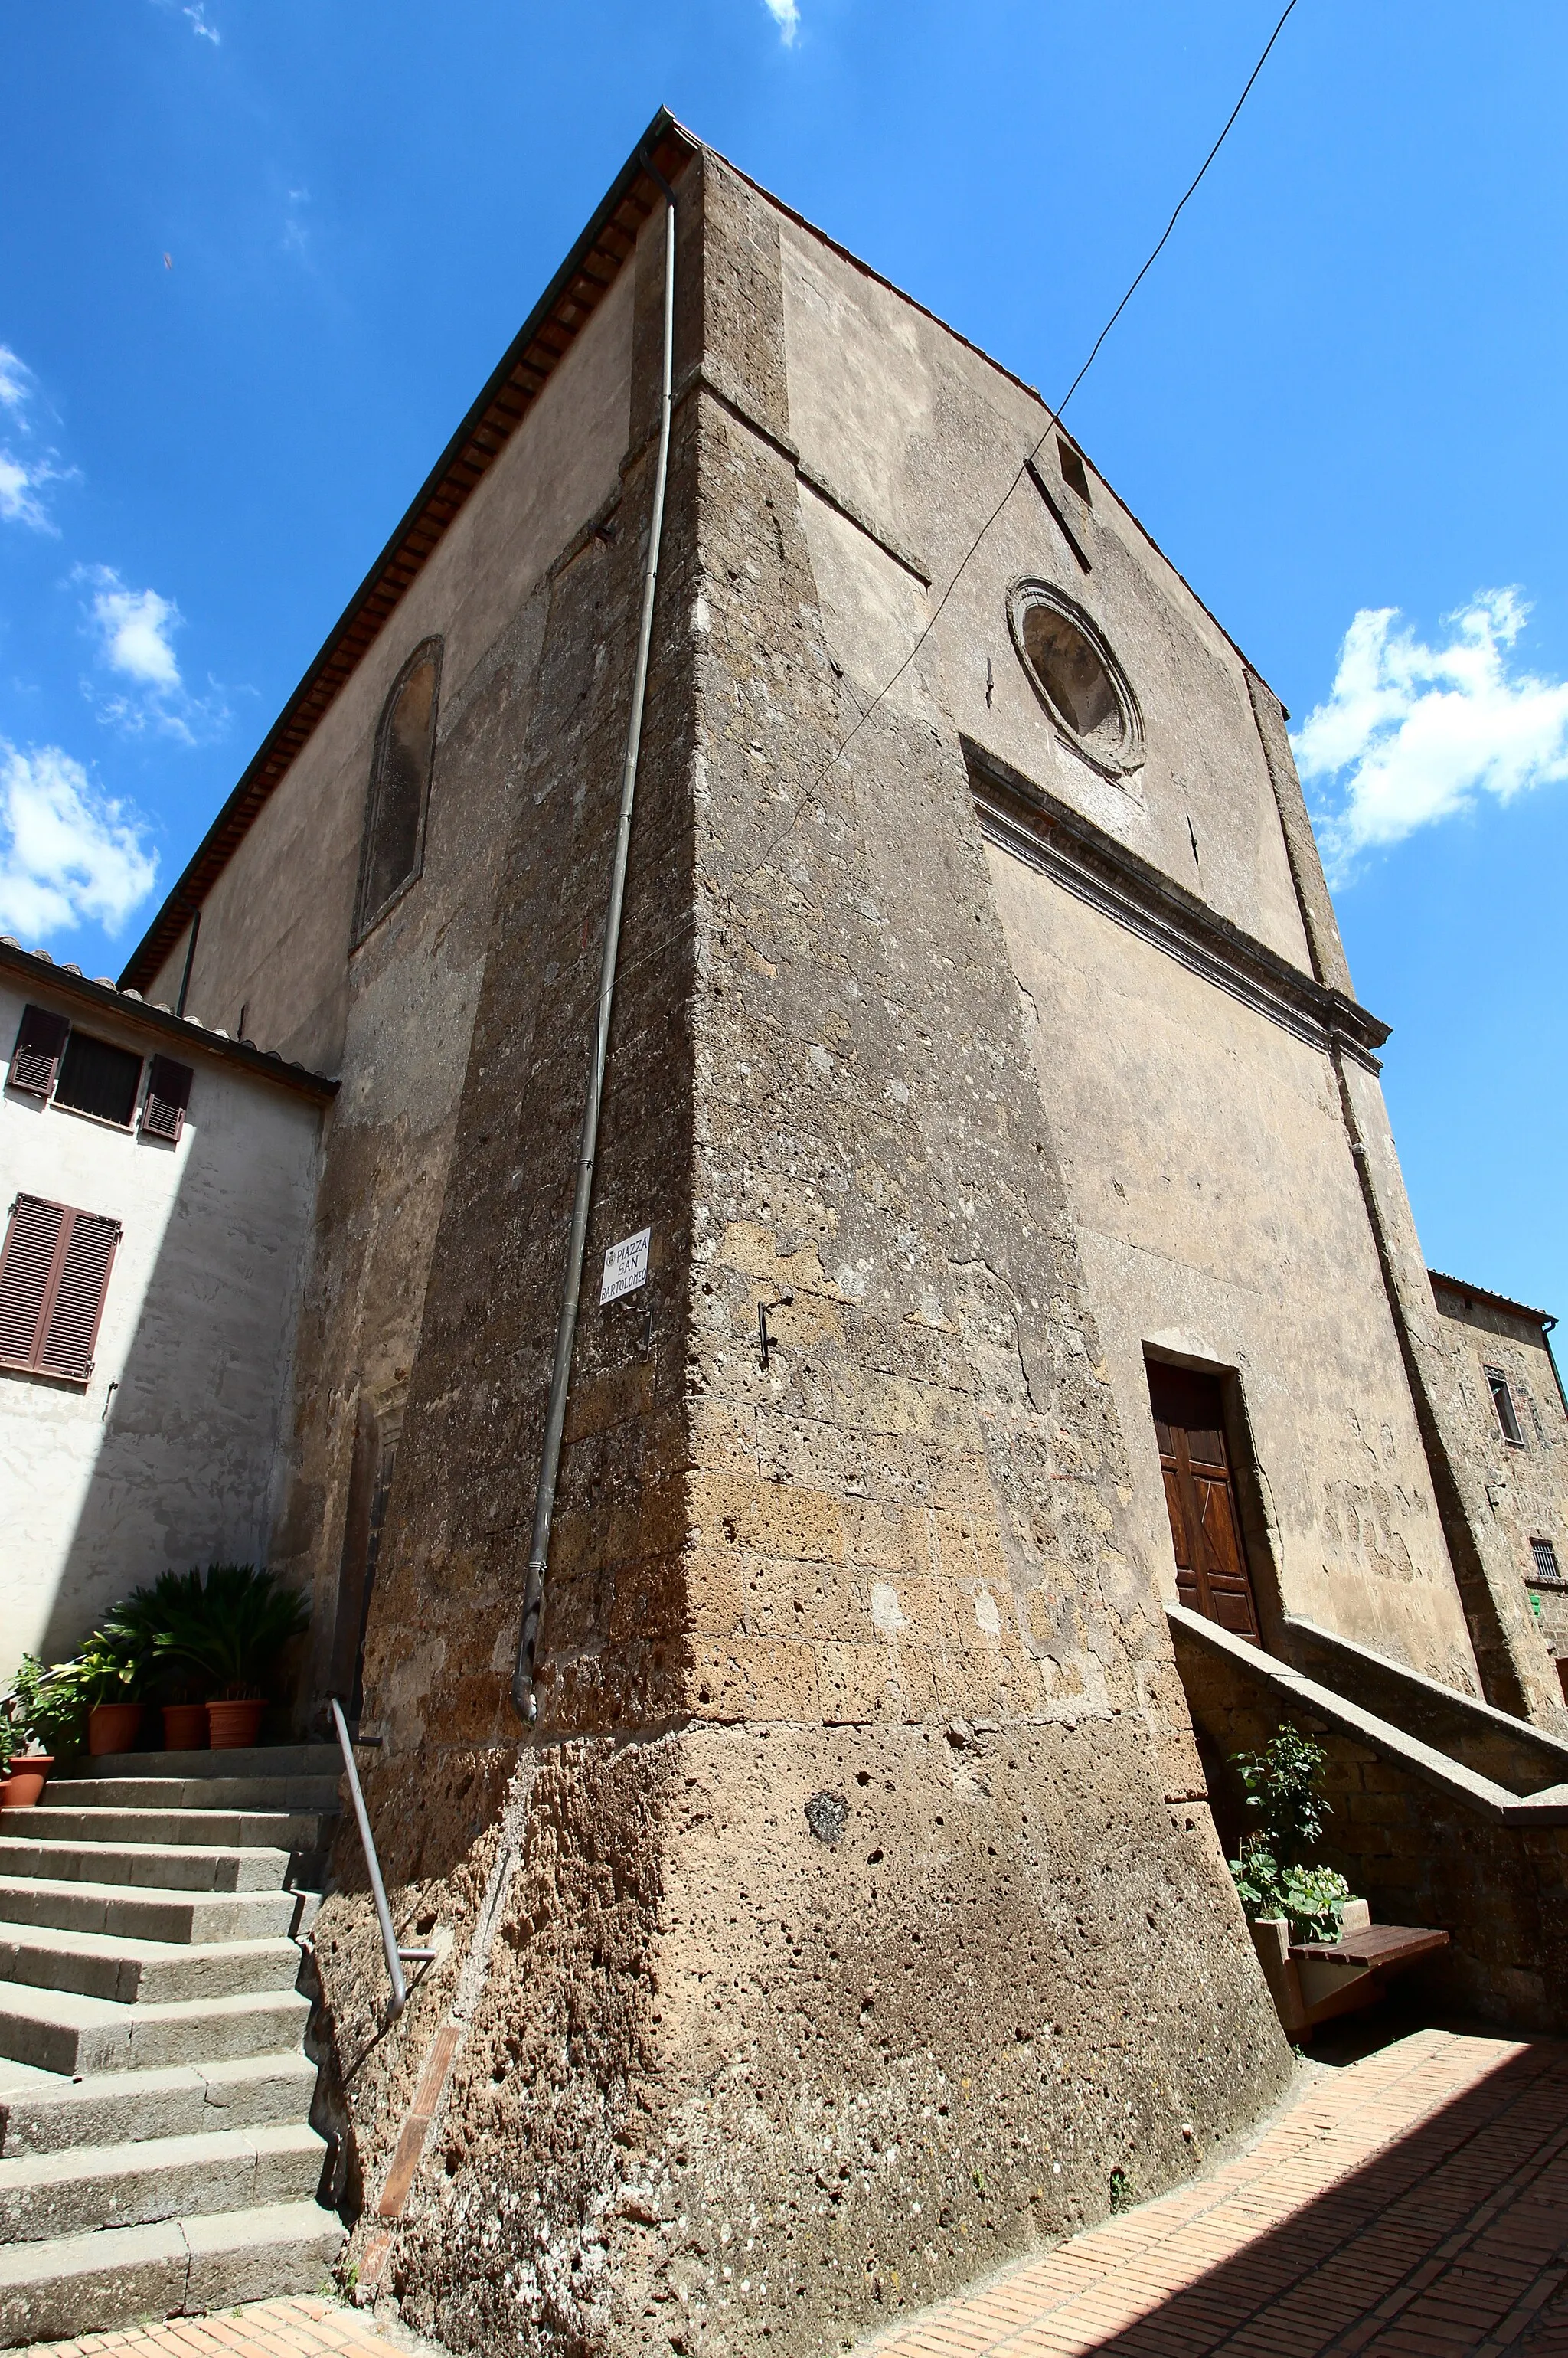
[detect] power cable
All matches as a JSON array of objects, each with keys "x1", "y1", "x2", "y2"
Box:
[{"x1": 754, "y1": 0, "x2": 1304, "y2": 842}]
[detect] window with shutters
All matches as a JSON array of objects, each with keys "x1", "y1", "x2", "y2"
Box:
[
  {"x1": 7, "y1": 1004, "x2": 70, "y2": 1099},
  {"x1": 1485, "y1": 1365, "x2": 1525, "y2": 1447},
  {"x1": 354, "y1": 638, "x2": 442, "y2": 944},
  {"x1": 140, "y1": 1055, "x2": 193, "y2": 1143},
  {"x1": 0, "y1": 1194, "x2": 120, "y2": 1385},
  {"x1": 53, "y1": 1030, "x2": 143, "y2": 1127}
]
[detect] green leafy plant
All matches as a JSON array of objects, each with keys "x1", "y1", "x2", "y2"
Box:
[
  {"x1": 1230, "y1": 1843, "x2": 1352, "y2": 1941},
  {"x1": 1232, "y1": 1722, "x2": 1331, "y2": 1865},
  {"x1": 105, "y1": 1571, "x2": 211, "y2": 1703},
  {"x1": 1227, "y1": 1724, "x2": 1352, "y2": 1942},
  {"x1": 149, "y1": 1564, "x2": 310, "y2": 1702},
  {"x1": 2, "y1": 1648, "x2": 120, "y2": 1762}
]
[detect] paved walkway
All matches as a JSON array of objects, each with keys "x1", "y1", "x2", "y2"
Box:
[
  {"x1": 16, "y1": 2301, "x2": 406, "y2": 2358},
  {"x1": 16, "y1": 2030, "x2": 1568, "y2": 2358},
  {"x1": 860, "y1": 2027, "x2": 1568, "y2": 2357}
]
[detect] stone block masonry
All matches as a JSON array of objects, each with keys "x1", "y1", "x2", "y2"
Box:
[{"x1": 305, "y1": 143, "x2": 1289, "y2": 2358}]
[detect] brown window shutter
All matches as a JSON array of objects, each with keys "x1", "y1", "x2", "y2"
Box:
[
  {"x1": 141, "y1": 1055, "x2": 194, "y2": 1143},
  {"x1": 0, "y1": 1195, "x2": 119, "y2": 1384},
  {"x1": 38, "y1": 1209, "x2": 119, "y2": 1382},
  {"x1": 0, "y1": 1195, "x2": 67, "y2": 1366},
  {"x1": 8, "y1": 1005, "x2": 70, "y2": 1099}
]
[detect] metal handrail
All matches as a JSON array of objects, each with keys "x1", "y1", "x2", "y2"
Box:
[{"x1": 328, "y1": 1696, "x2": 435, "y2": 2020}]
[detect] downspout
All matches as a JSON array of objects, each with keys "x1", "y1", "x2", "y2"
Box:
[{"x1": 511, "y1": 154, "x2": 678, "y2": 1721}]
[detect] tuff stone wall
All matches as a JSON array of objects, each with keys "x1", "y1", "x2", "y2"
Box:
[
  {"x1": 139, "y1": 236, "x2": 640, "y2": 1717},
  {"x1": 307, "y1": 149, "x2": 1289, "y2": 2357},
  {"x1": 133, "y1": 120, "x2": 1568, "y2": 2358}
]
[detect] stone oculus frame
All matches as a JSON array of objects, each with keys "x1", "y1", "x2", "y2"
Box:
[{"x1": 1008, "y1": 576, "x2": 1146, "y2": 780}]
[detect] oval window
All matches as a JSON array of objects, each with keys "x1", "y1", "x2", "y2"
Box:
[{"x1": 1008, "y1": 582, "x2": 1144, "y2": 778}]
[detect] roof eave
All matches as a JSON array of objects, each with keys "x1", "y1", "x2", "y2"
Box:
[{"x1": 119, "y1": 106, "x2": 697, "y2": 996}]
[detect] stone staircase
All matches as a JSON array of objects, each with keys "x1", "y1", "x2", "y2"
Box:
[{"x1": 0, "y1": 1745, "x2": 346, "y2": 2345}]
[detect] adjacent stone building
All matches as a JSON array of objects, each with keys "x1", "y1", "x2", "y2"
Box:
[
  {"x1": 92, "y1": 111, "x2": 1568, "y2": 2356},
  {"x1": 1430, "y1": 1272, "x2": 1568, "y2": 1696}
]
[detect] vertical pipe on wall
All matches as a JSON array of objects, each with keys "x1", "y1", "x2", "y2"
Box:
[{"x1": 511, "y1": 158, "x2": 678, "y2": 1721}]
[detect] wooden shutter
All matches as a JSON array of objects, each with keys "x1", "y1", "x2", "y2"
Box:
[
  {"x1": 0, "y1": 1196, "x2": 66, "y2": 1365},
  {"x1": 0, "y1": 1195, "x2": 119, "y2": 1383},
  {"x1": 7, "y1": 1005, "x2": 70, "y2": 1099},
  {"x1": 141, "y1": 1054, "x2": 194, "y2": 1143}
]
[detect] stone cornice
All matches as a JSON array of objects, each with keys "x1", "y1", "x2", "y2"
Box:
[{"x1": 965, "y1": 738, "x2": 1390, "y2": 1071}]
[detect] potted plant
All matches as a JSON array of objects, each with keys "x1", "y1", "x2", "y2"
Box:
[
  {"x1": 108, "y1": 1571, "x2": 211, "y2": 1750},
  {"x1": 149, "y1": 1564, "x2": 310, "y2": 1750},
  {"x1": 1227, "y1": 1722, "x2": 1353, "y2": 1941},
  {"x1": 77, "y1": 1629, "x2": 148, "y2": 1756},
  {"x1": 0, "y1": 1656, "x2": 64, "y2": 1806}
]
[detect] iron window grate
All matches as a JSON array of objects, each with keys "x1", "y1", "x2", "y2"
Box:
[{"x1": 1530, "y1": 1537, "x2": 1562, "y2": 1586}]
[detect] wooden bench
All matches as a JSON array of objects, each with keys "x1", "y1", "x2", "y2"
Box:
[{"x1": 1249, "y1": 1901, "x2": 1450, "y2": 2038}]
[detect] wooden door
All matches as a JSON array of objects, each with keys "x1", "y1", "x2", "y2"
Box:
[{"x1": 1147, "y1": 1362, "x2": 1260, "y2": 1641}]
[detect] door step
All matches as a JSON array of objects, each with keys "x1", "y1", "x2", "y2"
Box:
[
  {"x1": 0, "y1": 1925, "x2": 302, "y2": 2006},
  {"x1": 0, "y1": 2121, "x2": 325, "y2": 2243},
  {"x1": 0, "y1": 2199, "x2": 345, "y2": 2343},
  {"x1": 0, "y1": 2050, "x2": 318, "y2": 2157},
  {"x1": 0, "y1": 1873, "x2": 297, "y2": 1944},
  {"x1": 0, "y1": 1743, "x2": 344, "y2": 2343},
  {"x1": 0, "y1": 1982, "x2": 312, "y2": 2078}
]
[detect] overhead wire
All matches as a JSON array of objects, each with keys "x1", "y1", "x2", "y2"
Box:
[{"x1": 755, "y1": 0, "x2": 1305, "y2": 835}]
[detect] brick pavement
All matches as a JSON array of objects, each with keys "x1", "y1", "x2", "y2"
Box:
[
  {"x1": 858, "y1": 2028, "x2": 1568, "y2": 2357},
  {"x1": 16, "y1": 2299, "x2": 411, "y2": 2358},
  {"x1": 15, "y1": 2031, "x2": 1568, "y2": 2358}
]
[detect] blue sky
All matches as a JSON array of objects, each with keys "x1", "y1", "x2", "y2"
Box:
[{"x1": 2, "y1": 2, "x2": 1565, "y2": 1319}]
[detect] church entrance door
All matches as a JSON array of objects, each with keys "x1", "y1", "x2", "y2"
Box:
[{"x1": 1147, "y1": 1362, "x2": 1260, "y2": 1641}]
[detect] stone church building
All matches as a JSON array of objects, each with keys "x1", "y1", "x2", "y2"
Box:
[{"x1": 11, "y1": 110, "x2": 1568, "y2": 2356}]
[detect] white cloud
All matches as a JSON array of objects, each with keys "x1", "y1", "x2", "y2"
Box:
[
  {"x1": 761, "y1": 0, "x2": 800, "y2": 42},
  {"x1": 0, "y1": 741, "x2": 158, "y2": 942},
  {"x1": 1292, "y1": 590, "x2": 1568, "y2": 881},
  {"x1": 0, "y1": 342, "x2": 68, "y2": 532},
  {"x1": 0, "y1": 347, "x2": 30, "y2": 414},
  {"x1": 184, "y1": 4, "x2": 220, "y2": 38},
  {"x1": 88, "y1": 574, "x2": 182, "y2": 690},
  {"x1": 76, "y1": 565, "x2": 227, "y2": 743}
]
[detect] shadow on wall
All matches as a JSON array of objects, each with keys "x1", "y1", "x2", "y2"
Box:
[
  {"x1": 866, "y1": 2036, "x2": 1568, "y2": 2357},
  {"x1": 1, "y1": 1069, "x2": 322, "y2": 1674}
]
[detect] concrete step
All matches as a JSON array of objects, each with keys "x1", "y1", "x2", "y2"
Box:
[
  {"x1": 0, "y1": 1838, "x2": 292, "y2": 1893},
  {"x1": 0, "y1": 1873, "x2": 297, "y2": 1944},
  {"x1": 2, "y1": 1806, "x2": 328, "y2": 1853},
  {"x1": 0, "y1": 1982, "x2": 310, "y2": 2077},
  {"x1": 0, "y1": 1925, "x2": 300, "y2": 2006},
  {"x1": 0, "y1": 2121, "x2": 325, "y2": 2242},
  {"x1": 81, "y1": 1745, "x2": 341, "y2": 1782},
  {"x1": 0, "y1": 2051, "x2": 318, "y2": 2157},
  {"x1": 0, "y1": 2196, "x2": 345, "y2": 2343},
  {"x1": 47, "y1": 1776, "x2": 341, "y2": 1813}
]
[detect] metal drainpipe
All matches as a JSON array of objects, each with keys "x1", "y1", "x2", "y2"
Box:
[{"x1": 512, "y1": 155, "x2": 678, "y2": 1721}]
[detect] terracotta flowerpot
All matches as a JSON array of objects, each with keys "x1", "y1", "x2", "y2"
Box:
[
  {"x1": 88, "y1": 1702, "x2": 144, "y2": 1757},
  {"x1": 1, "y1": 1755, "x2": 54, "y2": 1807},
  {"x1": 207, "y1": 1698, "x2": 266, "y2": 1750},
  {"x1": 162, "y1": 1703, "x2": 210, "y2": 1751}
]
